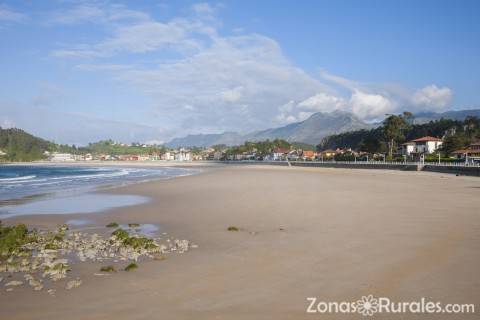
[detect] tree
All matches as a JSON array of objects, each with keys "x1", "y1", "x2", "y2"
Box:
[
  {"x1": 441, "y1": 134, "x2": 468, "y2": 156},
  {"x1": 383, "y1": 114, "x2": 411, "y2": 157},
  {"x1": 402, "y1": 111, "x2": 415, "y2": 125},
  {"x1": 360, "y1": 135, "x2": 381, "y2": 153},
  {"x1": 272, "y1": 139, "x2": 290, "y2": 149},
  {"x1": 464, "y1": 116, "x2": 480, "y2": 137},
  {"x1": 211, "y1": 144, "x2": 226, "y2": 151}
]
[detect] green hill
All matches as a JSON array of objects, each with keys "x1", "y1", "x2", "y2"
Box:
[
  {"x1": 0, "y1": 129, "x2": 165, "y2": 162},
  {"x1": 318, "y1": 116, "x2": 480, "y2": 156},
  {"x1": 0, "y1": 127, "x2": 53, "y2": 162},
  {"x1": 86, "y1": 140, "x2": 164, "y2": 155}
]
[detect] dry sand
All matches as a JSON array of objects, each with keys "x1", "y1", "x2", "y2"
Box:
[{"x1": 1, "y1": 164, "x2": 479, "y2": 319}]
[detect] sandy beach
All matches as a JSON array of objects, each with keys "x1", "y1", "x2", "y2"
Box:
[{"x1": 1, "y1": 164, "x2": 479, "y2": 319}]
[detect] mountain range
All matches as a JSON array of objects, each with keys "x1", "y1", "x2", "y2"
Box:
[
  {"x1": 167, "y1": 109, "x2": 480, "y2": 148},
  {"x1": 413, "y1": 109, "x2": 480, "y2": 123}
]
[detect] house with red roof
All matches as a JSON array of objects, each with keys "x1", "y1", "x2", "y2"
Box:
[
  {"x1": 451, "y1": 141, "x2": 480, "y2": 163},
  {"x1": 272, "y1": 147, "x2": 290, "y2": 161},
  {"x1": 401, "y1": 136, "x2": 443, "y2": 155},
  {"x1": 301, "y1": 150, "x2": 315, "y2": 160}
]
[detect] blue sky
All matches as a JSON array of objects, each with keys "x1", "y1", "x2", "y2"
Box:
[{"x1": 1, "y1": 0, "x2": 479, "y2": 145}]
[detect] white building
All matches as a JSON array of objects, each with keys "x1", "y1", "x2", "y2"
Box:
[
  {"x1": 162, "y1": 151, "x2": 175, "y2": 161},
  {"x1": 174, "y1": 151, "x2": 192, "y2": 161},
  {"x1": 49, "y1": 153, "x2": 75, "y2": 162},
  {"x1": 271, "y1": 147, "x2": 290, "y2": 161},
  {"x1": 401, "y1": 142, "x2": 415, "y2": 155},
  {"x1": 212, "y1": 151, "x2": 223, "y2": 160},
  {"x1": 138, "y1": 155, "x2": 150, "y2": 161},
  {"x1": 401, "y1": 136, "x2": 443, "y2": 155}
]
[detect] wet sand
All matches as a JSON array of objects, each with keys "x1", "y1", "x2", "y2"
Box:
[{"x1": 1, "y1": 165, "x2": 480, "y2": 319}]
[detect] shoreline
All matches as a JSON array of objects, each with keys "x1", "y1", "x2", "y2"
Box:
[
  {"x1": 0, "y1": 160, "x2": 223, "y2": 168},
  {"x1": 3, "y1": 159, "x2": 480, "y2": 177},
  {"x1": 0, "y1": 163, "x2": 213, "y2": 220},
  {"x1": 1, "y1": 165, "x2": 479, "y2": 319},
  {"x1": 2, "y1": 167, "x2": 210, "y2": 228}
]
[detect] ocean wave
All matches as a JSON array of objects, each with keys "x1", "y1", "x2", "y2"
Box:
[
  {"x1": 0, "y1": 166, "x2": 199, "y2": 204},
  {"x1": 0, "y1": 175, "x2": 37, "y2": 183},
  {"x1": 29, "y1": 181, "x2": 64, "y2": 187},
  {"x1": 48, "y1": 168, "x2": 131, "y2": 181}
]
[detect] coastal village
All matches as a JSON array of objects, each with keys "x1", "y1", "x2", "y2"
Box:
[
  {"x1": 2, "y1": 2, "x2": 480, "y2": 319},
  {"x1": 45, "y1": 135, "x2": 480, "y2": 165},
  {"x1": 2, "y1": 112, "x2": 480, "y2": 165}
]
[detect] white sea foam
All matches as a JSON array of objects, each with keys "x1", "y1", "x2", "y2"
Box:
[
  {"x1": 0, "y1": 175, "x2": 36, "y2": 182},
  {"x1": 48, "y1": 169, "x2": 130, "y2": 180},
  {"x1": 0, "y1": 166, "x2": 199, "y2": 208}
]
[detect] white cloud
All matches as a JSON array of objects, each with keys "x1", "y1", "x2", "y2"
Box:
[
  {"x1": 349, "y1": 89, "x2": 395, "y2": 119},
  {"x1": 319, "y1": 72, "x2": 454, "y2": 119},
  {"x1": 71, "y1": 32, "x2": 328, "y2": 133},
  {"x1": 51, "y1": 6, "x2": 216, "y2": 58},
  {"x1": 99, "y1": 20, "x2": 194, "y2": 54},
  {"x1": 46, "y1": 4, "x2": 150, "y2": 26},
  {"x1": 0, "y1": 6, "x2": 27, "y2": 23},
  {"x1": 219, "y1": 86, "x2": 244, "y2": 102},
  {"x1": 49, "y1": 2, "x2": 456, "y2": 137},
  {"x1": 320, "y1": 71, "x2": 359, "y2": 91},
  {"x1": 275, "y1": 100, "x2": 297, "y2": 123},
  {"x1": 192, "y1": 3, "x2": 217, "y2": 15},
  {"x1": 277, "y1": 89, "x2": 396, "y2": 123},
  {"x1": 0, "y1": 102, "x2": 169, "y2": 145},
  {"x1": 47, "y1": 5, "x2": 105, "y2": 25},
  {"x1": 412, "y1": 85, "x2": 452, "y2": 110},
  {"x1": 1, "y1": 118, "x2": 16, "y2": 128},
  {"x1": 298, "y1": 93, "x2": 346, "y2": 112}
]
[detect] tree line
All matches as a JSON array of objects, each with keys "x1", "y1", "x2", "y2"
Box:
[
  {"x1": 317, "y1": 113, "x2": 480, "y2": 158},
  {"x1": 0, "y1": 129, "x2": 166, "y2": 162}
]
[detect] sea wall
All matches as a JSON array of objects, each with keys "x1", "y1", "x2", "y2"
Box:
[
  {"x1": 225, "y1": 161, "x2": 421, "y2": 171},
  {"x1": 423, "y1": 165, "x2": 480, "y2": 176},
  {"x1": 289, "y1": 161, "x2": 420, "y2": 171},
  {"x1": 224, "y1": 160, "x2": 480, "y2": 176}
]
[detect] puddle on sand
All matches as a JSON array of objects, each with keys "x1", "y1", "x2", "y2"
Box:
[
  {"x1": 0, "y1": 193, "x2": 149, "y2": 219},
  {"x1": 120, "y1": 223, "x2": 159, "y2": 237},
  {"x1": 66, "y1": 219, "x2": 93, "y2": 226}
]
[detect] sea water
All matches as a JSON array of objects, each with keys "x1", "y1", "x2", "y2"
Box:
[{"x1": 0, "y1": 165, "x2": 195, "y2": 218}]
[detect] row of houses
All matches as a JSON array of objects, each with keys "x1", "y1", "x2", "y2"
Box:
[
  {"x1": 45, "y1": 136, "x2": 480, "y2": 163},
  {"x1": 221, "y1": 136, "x2": 480, "y2": 163},
  {"x1": 266, "y1": 147, "x2": 368, "y2": 161},
  {"x1": 400, "y1": 136, "x2": 480, "y2": 162},
  {"x1": 267, "y1": 148, "x2": 316, "y2": 161},
  {"x1": 451, "y1": 141, "x2": 480, "y2": 161},
  {"x1": 215, "y1": 136, "x2": 450, "y2": 162},
  {"x1": 47, "y1": 149, "x2": 195, "y2": 162}
]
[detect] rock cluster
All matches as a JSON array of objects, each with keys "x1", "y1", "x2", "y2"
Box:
[{"x1": 1, "y1": 223, "x2": 196, "y2": 294}]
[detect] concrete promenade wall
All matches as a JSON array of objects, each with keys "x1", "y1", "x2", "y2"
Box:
[
  {"x1": 224, "y1": 160, "x2": 480, "y2": 176},
  {"x1": 289, "y1": 161, "x2": 420, "y2": 171},
  {"x1": 423, "y1": 165, "x2": 480, "y2": 176},
  {"x1": 225, "y1": 161, "x2": 420, "y2": 171}
]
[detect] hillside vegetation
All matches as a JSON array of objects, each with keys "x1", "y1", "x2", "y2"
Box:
[
  {"x1": 0, "y1": 127, "x2": 52, "y2": 161},
  {"x1": 318, "y1": 115, "x2": 480, "y2": 156},
  {"x1": 0, "y1": 130, "x2": 165, "y2": 162},
  {"x1": 85, "y1": 140, "x2": 164, "y2": 155}
]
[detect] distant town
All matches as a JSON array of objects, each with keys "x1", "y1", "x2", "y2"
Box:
[
  {"x1": 1, "y1": 112, "x2": 480, "y2": 165},
  {"x1": 43, "y1": 135, "x2": 480, "y2": 165}
]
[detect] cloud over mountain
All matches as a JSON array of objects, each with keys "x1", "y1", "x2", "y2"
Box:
[
  {"x1": 0, "y1": 2, "x2": 460, "y2": 144},
  {"x1": 50, "y1": 2, "x2": 455, "y2": 135},
  {"x1": 412, "y1": 85, "x2": 453, "y2": 110}
]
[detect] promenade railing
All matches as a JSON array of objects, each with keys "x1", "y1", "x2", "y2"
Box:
[{"x1": 224, "y1": 159, "x2": 480, "y2": 167}]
